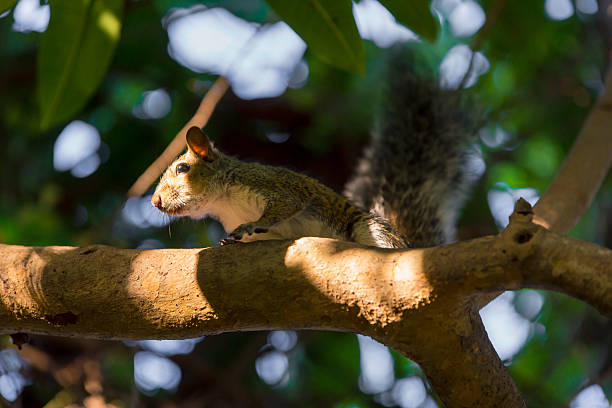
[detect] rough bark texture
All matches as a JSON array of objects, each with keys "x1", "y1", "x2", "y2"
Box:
[{"x1": 0, "y1": 214, "x2": 609, "y2": 407}]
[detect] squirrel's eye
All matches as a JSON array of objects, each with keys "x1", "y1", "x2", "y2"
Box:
[{"x1": 176, "y1": 163, "x2": 190, "y2": 174}]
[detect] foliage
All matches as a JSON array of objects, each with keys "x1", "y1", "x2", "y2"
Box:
[
  {"x1": 0, "y1": 0, "x2": 17, "y2": 13},
  {"x1": 0, "y1": 0, "x2": 610, "y2": 407},
  {"x1": 38, "y1": 0, "x2": 123, "y2": 130},
  {"x1": 265, "y1": 0, "x2": 365, "y2": 73}
]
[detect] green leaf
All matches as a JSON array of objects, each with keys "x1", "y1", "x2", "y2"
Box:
[
  {"x1": 0, "y1": 0, "x2": 17, "y2": 13},
  {"x1": 38, "y1": 0, "x2": 123, "y2": 130},
  {"x1": 265, "y1": 0, "x2": 364, "y2": 73},
  {"x1": 379, "y1": 0, "x2": 438, "y2": 42}
]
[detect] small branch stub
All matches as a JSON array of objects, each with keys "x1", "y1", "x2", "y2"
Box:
[{"x1": 509, "y1": 197, "x2": 534, "y2": 223}]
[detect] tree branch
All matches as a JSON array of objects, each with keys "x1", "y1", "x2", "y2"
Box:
[
  {"x1": 0, "y1": 213, "x2": 609, "y2": 407},
  {"x1": 382, "y1": 307, "x2": 526, "y2": 408},
  {"x1": 1, "y1": 221, "x2": 609, "y2": 332},
  {"x1": 533, "y1": 68, "x2": 612, "y2": 233}
]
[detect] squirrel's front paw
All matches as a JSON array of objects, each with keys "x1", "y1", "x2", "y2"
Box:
[
  {"x1": 228, "y1": 223, "x2": 269, "y2": 241},
  {"x1": 220, "y1": 238, "x2": 245, "y2": 246}
]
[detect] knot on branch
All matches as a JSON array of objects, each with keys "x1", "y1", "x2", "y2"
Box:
[
  {"x1": 501, "y1": 198, "x2": 540, "y2": 252},
  {"x1": 509, "y1": 198, "x2": 534, "y2": 223}
]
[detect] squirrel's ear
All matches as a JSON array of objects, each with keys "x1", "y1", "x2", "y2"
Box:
[{"x1": 186, "y1": 126, "x2": 213, "y2": 159}]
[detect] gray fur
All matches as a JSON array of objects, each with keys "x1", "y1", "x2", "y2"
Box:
[
  {"x1": 344, "y1": 48, "x2": 478, "y2": 247},
  {"x1": 153, "y1": 132, "x2": 408, "y2": 249}
]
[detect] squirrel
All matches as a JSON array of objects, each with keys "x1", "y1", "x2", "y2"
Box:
[
  {"x1": 151, "y1": 125, "x2": 407, "y2": 248},
  {"x1": 151, "y1": 47, "x2": 476, "y2": 249}
]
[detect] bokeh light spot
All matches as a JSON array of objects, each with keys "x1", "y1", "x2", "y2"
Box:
[
  {"x1": 570, "y1": 384, "x2": 610, "y2": 407},
  {"x1": 391, "y1": 376, "x2": 427, "y2": 408},
  {"x1": 54, "y1": 121, "x2": 101, "y2": 172},
  {"x1": 134, "y1": 351, "x2": 181, "y2": 394},
  {"x1": 54, "y1": 121, "x2": 102, "y2": 178},
  {"x1": 353, "y1": 0, "x2": 418, "y2": 47},
  {"x1": 432, "y1": 0, "x2": 461, "y2": 19},
  {"x1": 0, "y1": 372, "x2": 28, "y2": 402},
  {"x1": 480, "y1": 125, "x2": 510, "y2": 148},
  {"x1": 266, "y1": 132, "x2": 290, "y2": 144},
  {"x1": 514, "y1": 290, "x2": 544, "y2": 321},
  {"x1": 576, "y1": 0, "x2": 598, "y2": 14},
  {"x1": 0, "y1": 350, "x2": 28, "y2": 402},
  {"x1": 132, "y1": 89, "x2": 172, "y2": 120},
  {"x1": 357, "y1": 335, "x2": 394, "y2": 394},
  {"x1": 71, "y1": 154, "x2": 101, "y2": 178},
  {"x1": 122, "y1": 195, "x2": 172, "y2": 229},
  {"x1": 268, "y1": 330, "x2": 298, "y2": 352},
  {"x1": 480, "y1": 292, "x2": 534, "y2": 362},
  {"x1": 133, "y1": 338, "x2": 204, "y2": 356},
  {"x1": 439, "y1": 44, "x2": 489, "y2": 89},
  {"x1": 12, "y1": 0, "x2": 49, "y2": 33},
  {"x1": 164, "y1": 6, "x2": 307, "y2": 100},
  {"x1": 448, "y1": 0, "x2": 485, "y2": 38},
  {"x1": 545, "y1": 0, "x2": 574, "y2": 20},
  {"x1": 255, "y1": 350, "x2": 289, "y2": 386}
]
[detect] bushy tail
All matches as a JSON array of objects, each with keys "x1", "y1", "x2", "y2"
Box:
[{"x1": 344, "y1": 47, "x2": 479, "y2": 247}]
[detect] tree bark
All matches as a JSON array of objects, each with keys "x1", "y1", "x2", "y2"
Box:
[{"x1": 0, "y1": 215, "x2": 609, "y2": 407}]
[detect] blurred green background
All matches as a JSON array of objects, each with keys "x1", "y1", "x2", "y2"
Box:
[{"x1": 0, "y1": 0, "x2": 610, "y2": 407}]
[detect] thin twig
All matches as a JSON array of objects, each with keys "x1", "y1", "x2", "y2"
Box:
[
  {"x1": 127, "y1": 76, "x2": 230, "y2": 197},
  {"x1": 127, "y1": 21, "x2": 267, "y2": 199}
]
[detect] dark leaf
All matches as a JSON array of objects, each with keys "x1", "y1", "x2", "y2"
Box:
[
  {"x1": 0, "y1": 0, "x2": 17, "y2": 13},
  {"x1": 380, "y1": 0, "x2": 438, "y2": 42},
  {"x1": 266, "y1": 0, "x2": 364, "y2": 73},
  {"x1": 38, "y1": 0, "x2": 123, "y2": 130}
]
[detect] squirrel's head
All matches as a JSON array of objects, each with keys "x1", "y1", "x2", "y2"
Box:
[{"x1": 151, "y1": 126, "x2": 223, "y2": 218}]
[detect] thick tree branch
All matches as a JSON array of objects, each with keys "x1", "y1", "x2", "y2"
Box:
[
  {"x1": 0, "y1": 215, "x2": 609, "y2": 407},
  {"x1": 381, "y1": 307, "x2": 526, "y2": 408},
  {"x1": 0, "y1": 222, "x2": 608, "y2": 335}
]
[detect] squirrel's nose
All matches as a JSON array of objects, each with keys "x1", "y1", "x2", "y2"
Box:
[{"x1": 151, "y1": 194, "x2": 162, "y2": 209}]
